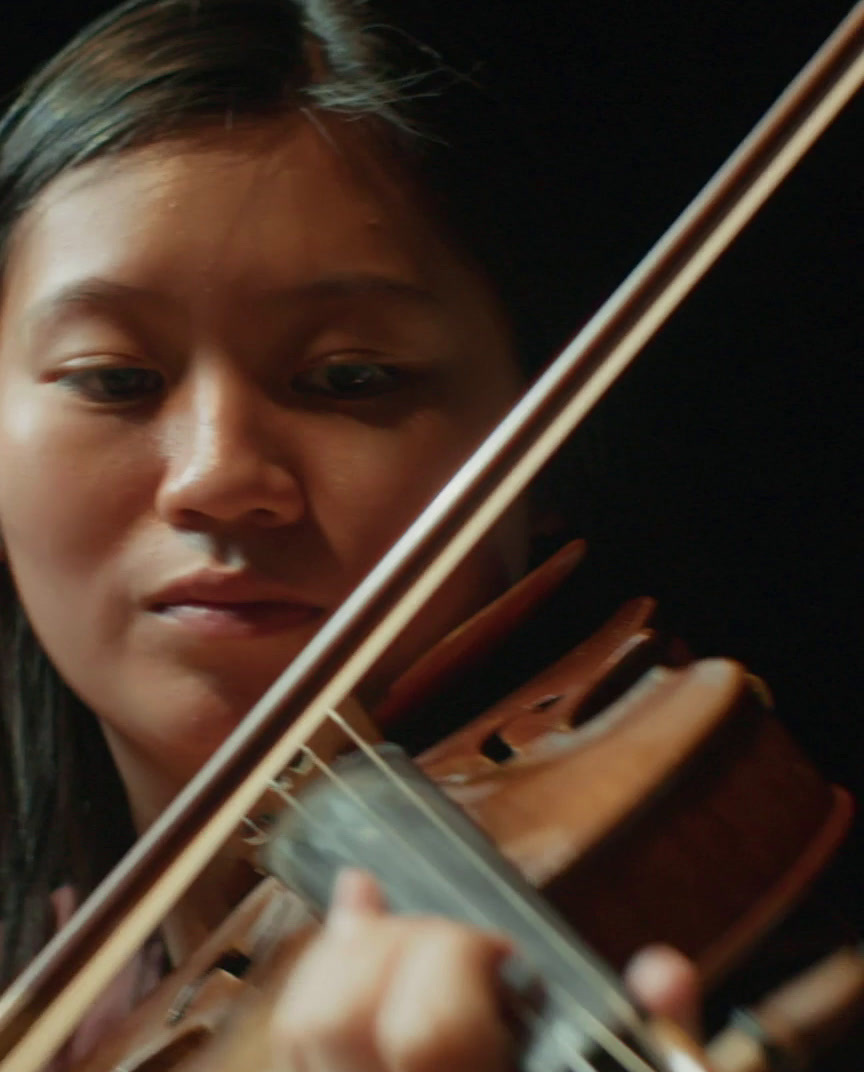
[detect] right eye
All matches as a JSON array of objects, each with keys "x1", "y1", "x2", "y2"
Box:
[
  {"x1": 57, "y1": 366, "x2": 165, "y2": 404},
  {"x1": 292, "y1": 359, "x2": 406, "y2": 399}
]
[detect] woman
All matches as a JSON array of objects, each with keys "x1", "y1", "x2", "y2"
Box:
[{"x1": 0, "y1": 0, "x2": 762, "y2": 1067}]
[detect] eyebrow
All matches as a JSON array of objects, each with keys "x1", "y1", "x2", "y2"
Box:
[
  {"x1": 26, "y1": 272, "x2": 441, "y2": 331},
  {"x1": 257, "y1": 274, "x2": 443, "y2": 311},
  {"x1": 25, "y1": 279, "x2": 172, "y2": 331}
]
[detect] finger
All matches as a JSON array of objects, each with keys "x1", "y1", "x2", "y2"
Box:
[
  {"x1": 377, "y1": 923, "x2": 514, "y2": 1072},
  {"x1": 270, "y1": 924, "x2": 391, "y2": 1072},
  {"x1": 625, "y1": 944, "x2": 703, "y2": 1042},
  {"x1": 327, "y1": 869, "x2": 388, "y2": 936}
]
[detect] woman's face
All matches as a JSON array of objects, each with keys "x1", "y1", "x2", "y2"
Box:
[{"x1": 0, "y1": 118, "x2": 524, "y2": 813}]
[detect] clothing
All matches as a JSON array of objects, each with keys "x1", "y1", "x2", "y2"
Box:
[
  {"x1": 44, "y1": 878, "x2": 312, "y2": 1070},
  {"x1": 49, "y1": 888, "x2": 164, "y2": 1071}
]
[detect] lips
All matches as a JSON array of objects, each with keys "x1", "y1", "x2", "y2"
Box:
[{"x1": 147, "y1": 570, "x2": 324, "y2": 638}]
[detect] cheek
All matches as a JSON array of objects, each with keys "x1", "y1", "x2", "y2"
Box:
[
  {"x1": 0, "y1": 421, "x2": 148, "y2": 579},
  {"x1": 317, "y1": 384, "x2": 525, "y2": 574},
  {"x1": 1, "y1": 380, "x2": 128, "y2": 534},
  {"x1": 307, "y1": 412, "x2": 529, "y2": 695},
  {"x1": 0, "y1": 387, "x2": 156, "y2": 665},
  {"x1": 308, "y1": 411, "x2": 479, "y2": 569}
]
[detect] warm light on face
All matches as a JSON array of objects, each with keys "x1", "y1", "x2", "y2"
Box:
[{"x1": 0, "y1": 117, "x2": 526, "y2": 812}]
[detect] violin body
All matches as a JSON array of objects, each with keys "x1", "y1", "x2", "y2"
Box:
[
  {"x1": 67, "y1": 552, "x2": 855, "y2": 1071},
  {"x1": 414, "y1": 611, "x2": 852, "y2": 984}
]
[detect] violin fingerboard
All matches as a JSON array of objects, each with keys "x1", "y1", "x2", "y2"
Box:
[{"x1": 261, "y1": 743, "x2": 672, "y2": 1072}]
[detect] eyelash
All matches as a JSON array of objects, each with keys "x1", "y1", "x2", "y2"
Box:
[
  {"x1": 291, "y1": 359, "x2": 406, "y2": 399},
  {"x1": 58, "y1": 366, "x2": 165, "y2": 404},
  {"x1": 56, "y1": 356, "x2": 408, "y2": 406}
]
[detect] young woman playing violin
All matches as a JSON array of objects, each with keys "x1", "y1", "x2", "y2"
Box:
[{"x1": 6, "y1": 0, "x2": 857, "y2": 1068}]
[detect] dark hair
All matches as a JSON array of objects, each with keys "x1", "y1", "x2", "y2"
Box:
[
  {"x1": 0, "y1": 0, "x2": 562, "y2": 365},
  {"x1": 0, "y1": 0, "x2": 588, "y2": 983}
]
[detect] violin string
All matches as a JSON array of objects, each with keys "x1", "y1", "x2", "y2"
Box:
[
  {"x1": 302, "y1": 732, "x2": 656, "y2": 1072},
  {"x1": 272, "y1": 750, "x2": 623, "y2": 1072},
  {"x1": 251, "y1": 720, "x2": 655, "y2": 1071},
  {"x1": 304, "y1": 711, "x2": 661, "y2": 1072},
  {"x1": 264, "y1": 759, "x2": 574, "y2": 1063},
  {"x1": 241, "y1": 815, "x2": 271, "y2": 847}
]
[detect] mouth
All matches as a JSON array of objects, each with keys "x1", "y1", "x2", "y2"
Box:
[
  {"x1": 147, "y1": 571, "x2": 325, "y2": 638},
  {"x1": 152, "y1": 600, "x2": 323, "y2": 638}
]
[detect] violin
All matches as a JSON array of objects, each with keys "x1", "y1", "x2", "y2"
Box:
[
  {"x1": 53, "y1": 546, "x2": 863, "y2": 1071},
  {"x1": 1, "y1": 5, "x2": 863, "y2": 1071}
]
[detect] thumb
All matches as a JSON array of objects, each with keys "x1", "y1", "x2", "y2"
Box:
[{"x1": 625, "y1": 944, "x2": 703, "y2": 1042}]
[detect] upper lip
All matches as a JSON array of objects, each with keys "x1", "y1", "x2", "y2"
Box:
[{"x1": 147, "y1": 570, "x2": 322, "y2": 610}]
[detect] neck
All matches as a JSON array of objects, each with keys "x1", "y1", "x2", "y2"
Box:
[
  {"x1": 99, "y1": 727, "x2": 261, "y2": 966},
  {"x1": 159, "y1": 855, "x2": 260, "y2": 966}
]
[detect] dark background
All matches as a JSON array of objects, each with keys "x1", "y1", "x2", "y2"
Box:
[{"x1": 2, "y1": 3, "x2": 861, "y2": 837}]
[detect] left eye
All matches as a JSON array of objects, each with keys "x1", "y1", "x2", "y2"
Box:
[
  {"x1": 292, "y1": 361, "x2": 404, "y2": 398},
  {"x1": 59, "y1": 366, "x2": 165, "y2": 403}
]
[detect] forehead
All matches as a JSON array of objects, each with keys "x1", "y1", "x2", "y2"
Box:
[{"x1": 2, "y1": 118, "x2": 474, "y2": 318}]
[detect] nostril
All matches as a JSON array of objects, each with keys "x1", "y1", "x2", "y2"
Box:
[{"x1": 247, "y1": 506, "x2": 293, "y2": 527}]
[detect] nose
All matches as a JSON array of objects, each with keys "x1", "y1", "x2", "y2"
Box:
[{"x1": 155, "y1": 367, "x2": 306, "y2": 532}]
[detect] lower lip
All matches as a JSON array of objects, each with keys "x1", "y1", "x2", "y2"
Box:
[{"x1": 153, "y1": 602, "x2": 322, "y2": 638}]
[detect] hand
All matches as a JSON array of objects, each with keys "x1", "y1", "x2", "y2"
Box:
[
  {"x1": 625, "y1": 943, "x2": 702, "y2": 1041},
  {"x1": 269, "y1": 870, "x2": 702, "y2": 1072},
  {"x1": 270, "y1": 870, "x2": 513, "y2": 1072}
]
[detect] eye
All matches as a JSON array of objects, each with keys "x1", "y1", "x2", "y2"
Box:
[
  {"x1": 58, "y1": 366, "x2": 165, "y2": 404},
  {"x1": 292, "y1": 359, "x2": 405, "y2": 399}
]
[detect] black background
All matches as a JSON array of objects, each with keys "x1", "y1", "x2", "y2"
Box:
[{"x1": 1, "y1": 3, "x2": 862, "y2": 843}]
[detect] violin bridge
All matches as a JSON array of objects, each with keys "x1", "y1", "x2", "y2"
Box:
[{"x1": 240, "y1": 695, "x2": 381, "y2": 848}]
